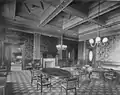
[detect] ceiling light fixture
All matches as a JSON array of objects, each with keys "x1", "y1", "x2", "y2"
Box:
[
  {"x1": 56, "y1": 15, "x2": 67, "y2": 50},
  {"x1": 89, "y1": 1, "x2": 108, "y2": 47},
  {"x1": 56, "y1": 35, "x2": 67, "y2": 50}
]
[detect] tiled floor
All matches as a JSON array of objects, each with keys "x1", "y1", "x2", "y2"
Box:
[{"x1": 5, "y1": 70, "x2": 120, "y2": 95}]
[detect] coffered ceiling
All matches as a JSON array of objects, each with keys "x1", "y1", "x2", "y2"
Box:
[{"x1": 1, "y1": 0, "x2": 120, "y2": 41}]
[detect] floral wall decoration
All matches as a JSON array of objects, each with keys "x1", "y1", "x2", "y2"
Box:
[
  {"x1": 24, "y1": 34, "x2": 33, "y2": 60},
  {"x1": 96, "y1": 34, "x2": 120, "y2": 64}
]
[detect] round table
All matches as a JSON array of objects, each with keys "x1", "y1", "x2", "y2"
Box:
[
  {"x1": 40, "y1": 68, "x2": 72, "y2": 93},
  {"x1": 41, "y1": 68, "x2": 71, "y2": 78}
]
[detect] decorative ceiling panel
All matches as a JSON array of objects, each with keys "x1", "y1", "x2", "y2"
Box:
[{"x1": 1, "y1": 0, "x2": 120, "y2": 41}]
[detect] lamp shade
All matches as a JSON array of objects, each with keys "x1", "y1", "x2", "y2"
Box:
[
  {"x1": 102, "y1": 37, "x2": 108, "y2": 43},
  {"x1": 56, "y1": 44, "x2": 67, "y2": 50},
  {"x1": 56, "y1": 35, "x2": 67, "y2": 50},
  {"x1": 95, "y1": 36, "x2": 101, "y2": 43},
  {"x1": 89, "y1": 39, "x2": 94, "y2": 44}
]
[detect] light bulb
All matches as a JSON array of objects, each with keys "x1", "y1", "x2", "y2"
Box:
[
  {"x1": 56, "y1": 44, "x2": 67, "y2": 50},
  {"x1": 102, "y1": 37, "x2": 108, "y2": 43},
  {"x1": 95, "y1": 36, "x2": 101, "y2": 43},
  {"x1": 89, "y1": 39, "x2": 94, "y2": 44}
]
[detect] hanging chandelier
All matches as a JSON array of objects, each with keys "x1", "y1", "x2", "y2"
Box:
[
  {"x1": 56, "y1": 35, "x2": 67, "y2": 50},
  {"x1": 89, "y1": 1, "x2": 108, "y2": 47}
]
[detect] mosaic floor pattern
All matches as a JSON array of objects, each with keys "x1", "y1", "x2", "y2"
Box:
[{"x1": 5, "y1": 70, "x2": 120, "y2": 95}]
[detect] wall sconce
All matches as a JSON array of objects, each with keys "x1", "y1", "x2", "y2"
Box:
[
  {"x1": 89, "y1": 37, "x2": 108, "y2": 47},
  {"x1": 89, "y1": 1, "x2": 108, "y2": 47}
]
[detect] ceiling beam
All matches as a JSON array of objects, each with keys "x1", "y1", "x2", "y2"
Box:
[
  {"x1": 79, "y1": 21, "x2": 120, "y2": 41},
  {"x1": 3, "y1": 17, "x2": 78, "y2": 41},
  {"x1": 63, "y1": 6, "x2": 105, "y2": 29},
  {"x1": 78, "y1": 11, "x2": 120, "y2": 41},
  {"x1": 79, "y1": 19, "x2": 120, "y2": 36},
  {"x1": 63, "y1": 2, "x2": 120, "y2": 30},
  {"x1": 2, "y1": 0, "x2": 16, "y2": 19},
  {"x1": 8, "y1": 27, "x2": 78, "y2": 41},
  {"x1": 39, "y1": 0, "x2": 73, "y2": 26},
  {"x1": 63, "y1": 6, "x2": 86, "y2": 18}
]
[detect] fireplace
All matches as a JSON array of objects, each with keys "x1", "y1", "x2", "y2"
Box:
[{"x1": 43, "y1": 58, "x2": 55, "y2": 68}]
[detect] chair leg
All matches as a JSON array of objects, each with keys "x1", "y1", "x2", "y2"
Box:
[
  {"x1": 50, "y1": 84, "x2": 52, "y2": 91},
  {"x1": 75, "y1": 88, "x2": 77, "y2": 95},
  {"x1": 41, "y1": 85, "x2": 42, "y2": 93},
  {"x1": 61, "y1": 87, "x2": 62, "y2": 94},
  {"x1": 31, "y1": 79, "x2": 33, "y2": 84},
  {"x1": 37, "y1": 83, "x2": 38, "y2": 90},
  {"x1": 78, "y1": 78, "x2": 79, "y2": 88},
  {"x1": 66, "y1": 90, "x2": 68, "y2": 95},
  {"x1": 3, "y1": 88, "x2": 5, "y2": 95}
]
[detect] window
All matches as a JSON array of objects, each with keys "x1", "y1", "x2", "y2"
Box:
[
  {"x1": 68, "y1": 52, "x2": 70, "y2": 59},
  {"x1": 89, "y1": 51, "x2": 93, "y2": 61}
]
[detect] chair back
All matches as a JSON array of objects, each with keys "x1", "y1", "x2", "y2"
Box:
[
  {"x1": 0, "y1": 66, "x2": 7, "y2": 71},
  {"x1": 66, "y1": 77, "x2": 77, "y2": 88},
  {"x1": 104, "y1": 69, "x2": 117, "y2": 80},
  {"x1": 37, "y1": 73, "x2": 50, "y2": 85},
  {"x1": 31, "y1": 69, "x2": 41, "y2": 78},
  {"x1": 0, "y1": 66, "x2": 8, "y2": 76}
]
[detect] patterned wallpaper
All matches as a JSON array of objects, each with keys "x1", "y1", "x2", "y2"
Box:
[
  {"x1": 24, "y1": 35, "x2": 33, "y2": 60},
  {"x1": 96, "y1": 34, "x2": 120, "y2": 65},
  {"x1": 23, "y1": 35, "x2": 58, "y2": 63}
]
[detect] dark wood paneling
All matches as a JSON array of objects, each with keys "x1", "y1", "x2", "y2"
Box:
[
  {"x1": 0, "y1": 29, "x2": 5, "y2": 66},
  {"x1": 41, "y1": 35, "x2": 58, "y2": 57}
]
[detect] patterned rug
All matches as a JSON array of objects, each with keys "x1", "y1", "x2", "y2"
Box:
[{"x1": 5, "y1": 70, "x2": 120, "y2": 95}]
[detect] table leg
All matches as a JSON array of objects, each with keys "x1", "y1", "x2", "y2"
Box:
[{"x1": 41, "y1": 75, "x2": 42, "y2": 93}]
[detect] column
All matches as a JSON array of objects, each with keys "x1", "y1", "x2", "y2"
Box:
[
  {"x1": 0, "y1": 29, "x2": 5, "y2": 66},
  {"x1": 83, "y1": 41, "x2": 87, "y2": 65},
  {"x1": 57, "y1": 36, "x2": 63, "y2": 60},
  {"x1": 58, "y1": 49, "x2": 62, "y2": 60},
  {"x1": 71, "y1": 48, "x2": 75, "y2": 65},
  {"x1": 78, "y1": 41, "x2": 85, "y2": 66},
  {"x1": 33, "y1": 33, "x2": 41, "y2": 60}
]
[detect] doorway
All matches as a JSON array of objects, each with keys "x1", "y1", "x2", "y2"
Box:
[{"x1": 11, "y1": 44, "x2": 23, "y2": 71}]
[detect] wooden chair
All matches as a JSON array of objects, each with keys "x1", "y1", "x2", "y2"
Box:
[
  {"x1": 78, "y1": 69, "x2": 87, "y2": 80},
  {"x1": 104, "y1": 69, "x2": 117, "y2": 83},
  {"x1": 0, "y1": 66, "x2": 8, "y2": 77},
  {"x1": 0, "y1": 77, "x2": 6, "y2": 95},
  {"x1": 31, "y1": 69, "x2": 40, "y2": 84},
  {"x1": 61, "y1": 77, "x2": 77, "y2": 95},
  {"x1": 37, "y1": 73, "x2": 51, "y2": 93},
  {"x1": 71, "y1": 70, "x2": 80, "y2": 88}
]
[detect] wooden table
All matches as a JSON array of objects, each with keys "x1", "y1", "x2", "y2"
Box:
[
  {"x1": 42, "y1": 68, "x2": 71, "y2": 78},
  {"x1": 40, "y1": 68, "x2": 72, "y2": 93}
]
